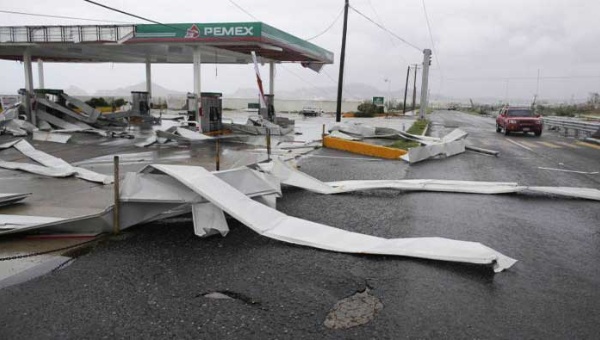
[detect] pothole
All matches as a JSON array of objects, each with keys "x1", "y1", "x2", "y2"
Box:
[{"x1": 324, "y1": 288, "x2": 383, "y2": 330}]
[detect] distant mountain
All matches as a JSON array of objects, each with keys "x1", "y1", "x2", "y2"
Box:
[
  {"x1": 228, "y1": 83, "x2": 403, "y2": 101},
  {"x1": 94, "y1": 82, "x2": 186, "y2": 97},
  {"x1": 64, "y1": 85, "x2": 89, "y2": 96}
]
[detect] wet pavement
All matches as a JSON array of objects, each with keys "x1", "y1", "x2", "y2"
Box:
[{"x1": 0, "y1": 111, "x2": 598, "y2": 338}]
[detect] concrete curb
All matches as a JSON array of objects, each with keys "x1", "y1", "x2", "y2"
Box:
[
  {"x1": 323, "y1": 136, "x2": 407, "y2": 160},
  {"x1": 421, "y1": 122, "x2": 430, "y2": 137}
]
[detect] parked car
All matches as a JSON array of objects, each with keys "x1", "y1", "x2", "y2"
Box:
[
  {"x1": 496, "y1": 106, "x2": 543, "y2": 136},
  {"x1": 299, "y1": 106, "x2": 322, "y2": 117}
]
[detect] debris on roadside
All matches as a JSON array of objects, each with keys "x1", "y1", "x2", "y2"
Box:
[
  {"x1": 146, "y1": 164, "x2": 517, "y2": 272},
  {"x1": 257, "y1": 159, "x2": 600, "y2": 201},
  {"x1": 327, "y1": 121, "x2": 500, "y2": 163},
  {"x1": 222, "y1": 115, "x2": 294, "y2": 135}
]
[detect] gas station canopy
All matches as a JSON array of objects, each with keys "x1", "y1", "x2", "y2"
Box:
[{"x1": 0, "y1": 22, "x2": 334, "y2": 65}]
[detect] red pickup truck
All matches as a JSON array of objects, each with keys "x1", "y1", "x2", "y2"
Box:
[{"x1": 496, "y1": 107, "x2": 543, "y2": 136}]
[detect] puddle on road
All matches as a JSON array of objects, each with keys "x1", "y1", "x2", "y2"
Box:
[{"x1": 324, "y1": 288, "x2": 384, "y2": 329}]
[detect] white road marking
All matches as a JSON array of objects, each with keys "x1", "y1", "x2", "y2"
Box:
[{"x1": 506, "y1": 139, "x2": 533, "y2": 151}]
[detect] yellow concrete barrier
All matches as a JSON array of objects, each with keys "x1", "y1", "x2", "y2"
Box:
[{"x1": 323, "y1": 136, "x2": 407, "y2": 160}]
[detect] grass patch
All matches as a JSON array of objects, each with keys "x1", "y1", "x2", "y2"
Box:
[
  {"x1": 406, "y1": 119, "x2": 429, "y2": 135},
  {"x1": 388, "y1": 119, "x2": 429, "y2": 150},
  {"x1": 388, "y1": 139, "x2": 420, "y2": 149}
]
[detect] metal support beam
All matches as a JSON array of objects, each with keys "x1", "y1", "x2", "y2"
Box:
[
  {"x1": 23, "y1": 48, "x2": 35, "y2": 125},
  {"x1": 269, "y1": 62, "x2": 275, "y2": 95},
  {"x1": 145, "y1": 58, "x2": 152, "y2": 99},
  {"x1": 193, "y1": 47, "x2": 202, "y2": 122},
  {"x1": 419, "y1": 49, "x2": 432, "y2": 120},
  {"x1": 37, "y1": 59, "x2": 45, "y2": 89}
]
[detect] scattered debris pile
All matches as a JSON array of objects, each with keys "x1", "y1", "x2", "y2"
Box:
[
  {"x1": 327, "y1": 121, "x2": 499, "y2": 163},
  {"x1": 0, "y1": 91, "x2": 143, "y2": 142},
  {"x1": 222, "y1": 115, "x2": 294, "y2": 135}
]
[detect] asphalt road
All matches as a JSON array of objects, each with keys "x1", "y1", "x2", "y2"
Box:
[{"x1": 1, "y1": 110, "x2": 599, "y2": 339}]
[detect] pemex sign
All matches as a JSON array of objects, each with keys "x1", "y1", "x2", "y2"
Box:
[{"x1": 135, "y1": 23, "x2": 261, "y2": 39}]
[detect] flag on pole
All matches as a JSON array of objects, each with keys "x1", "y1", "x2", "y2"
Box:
[{"x1": 251, "y1": 51, "x2": 267, "y2": 109}]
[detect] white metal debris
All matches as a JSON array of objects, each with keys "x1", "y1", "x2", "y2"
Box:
[
  {"x1": 329, "y1": 130, "x2": 362, "y2": 141},
  {"x1": 146, "y1": 164, "x2": 517, "y2": 272},
  {"x1": 258, "y1": 159, "x2": 600, "y2": 201},
  {"x1": 33, "y1": 131, "x2": 72, "y2": 144},
  {"x1": 0, "y1": 193, "x2": 30, "y2": 207},
  {"x1": 135, "y1": 134, "x2": 158, "y2": 148},
  {"x1": 400, "y1": 129, "x2": 468, "y2": 163},
  {"x1": 0, "y1": 214, "x2": 65, "y2": 230},
  {"x1": 192, "y1": 203, "x2": 229, "y2": 237},
  {"x1": 330, "y1": 122, "x2": 377, "y2": 137},
  {"x1": 155, "y1": 126, "x2": 214, "y2": 144},
  {"x1": 0, "y1": 139, "x2": 113, "y2": 184}
]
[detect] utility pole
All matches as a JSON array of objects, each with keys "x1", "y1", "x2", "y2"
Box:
[
  {"x1": 335, "y1": 0, "x2": 350, "y2": 122},
  {"x1": 419, "y1": 49, "x2": 432, "y2": 120},
  {"x1": 411, "y1": 64, "x2": 418, "y2": 112},
  {"x1": 402, "y1": 65, "x2": 410, "y2": 114}
]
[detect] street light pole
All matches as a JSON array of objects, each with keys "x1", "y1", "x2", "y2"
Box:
[
  {"x1": 335, "y1": 0, "x2": 350, "y2": 122},
  {"x1": 419, "y1": 49, "x2": 432, "y2": 120}
]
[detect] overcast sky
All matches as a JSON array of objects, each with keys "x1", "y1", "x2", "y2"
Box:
[{"x1": 1, "y1": 0, "x2": 599, "y2": 102}]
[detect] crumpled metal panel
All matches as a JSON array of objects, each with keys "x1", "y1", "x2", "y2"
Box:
[
  {"x1": 192, "y1": 203, "x2": 228, "y2": 237},
  {"x1": 0, "y1": 193, "x2": 31, "y2": 207},
  {"x1": 526, "y1": 186, "x2": 600, "y2": 201},
  {"x1": 401, "y1": 139, "x2": 466, "y2": 164},
  {"x1": 148, "y1": 163, "x2": 517, "y2": 272},
  {"x1": 0, "y1": 214, "x2": 65, "y2": 230},
  {"x1": 260, "y1": 159, "x2": 600, "y2": 201},
  {"x1": 33, "y1": 131, "x2": 72, "y2": 144},
  {"x1": 0, "y1": 139, "x2": 113, "y2": 184},
  {"x1": 120, "y1": 167, "x2": 281, "y2": 203},
  {"x1": 330, "y1": 122, "x2": 377, "y2": 137}
]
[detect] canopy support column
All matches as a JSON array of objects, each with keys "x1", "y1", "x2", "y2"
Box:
[
  {"x1": 193, "y1": 47, "x2": 202, "y2": 124},
  {"x1": 37, "y1": 59, "x2": 45, "y2": 89},
  {"x1": 269, "y1": 62, "x2": 275, "y2": 95},
  {"x1": 23, "y1": 48, "x2": 35, "y2": 125},
  {"x1": 145, "y1": 58, "x2": 152, "y2": 99}
]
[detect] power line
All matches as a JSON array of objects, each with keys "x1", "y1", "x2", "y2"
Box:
[
  {"x1": 306, "y1": 7, "x2": 344, "y2": 41},
  {"x1": 366, "y1": 0, "x2": 396, "y2": 47},
  {"x1": 227, "y1": 0, "x2": 260, "y2": 21},
  {"x1": 0, "y1": 9, "x2": 134, "y2": 24},
  {"x1": 421, "y1": 0, "x2": 442, "y2": 77},
  {"x1": 83, "y1": 0, "x2": 187, "y2": 33},
  {"x1": 349, "y1": 5, "x2": 422, "y2": 52},
  {"x1": 83, "y1": 0, "x2": 165, "y2": 25}
]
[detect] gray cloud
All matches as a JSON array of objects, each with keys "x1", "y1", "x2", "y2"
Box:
[{"x1": 1, "y1": 0, "x2": 599, "y2": 102}]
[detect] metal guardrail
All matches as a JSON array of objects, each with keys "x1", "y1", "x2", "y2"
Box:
[{"x1": 542, "y1": 116, "x2": 600, "y2": 137}]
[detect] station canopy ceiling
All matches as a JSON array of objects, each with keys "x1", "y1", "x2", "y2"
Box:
[{"x1": 0, "y1": 22, "x2": 334, "y2": 68}]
